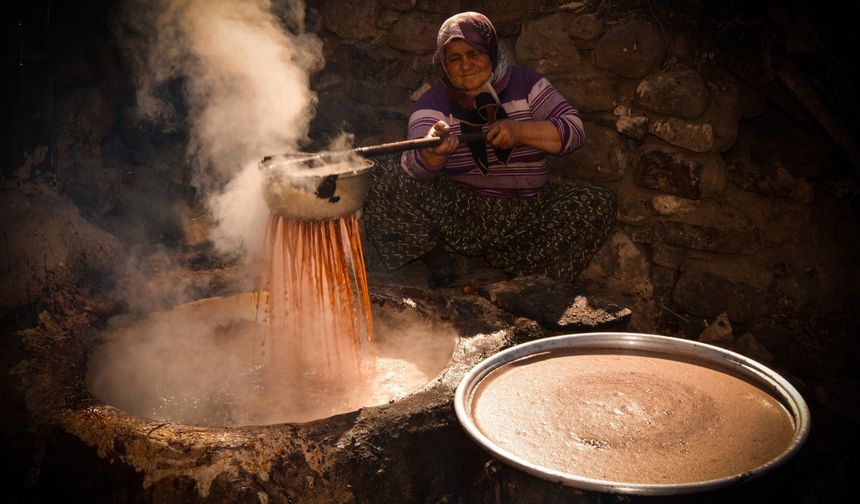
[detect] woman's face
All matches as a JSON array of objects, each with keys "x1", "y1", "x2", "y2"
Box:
[{"x1": 444, "y1": 39, "x2": 492, "y2": 92}]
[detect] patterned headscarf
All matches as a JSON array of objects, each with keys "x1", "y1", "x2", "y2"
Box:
[{"x1": 434, "y1": 11, "x2": 511, "y2": 96}]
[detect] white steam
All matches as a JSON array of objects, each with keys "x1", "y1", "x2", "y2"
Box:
[
  {"x1": 121, "y1": 0, "x2": 324, "y2": 261},
  {"x1": 88, "y1": 295, "x2": 459, "y2": 426},
  {"x1": 207, "y1": 162, "x2": 268, "y2": 259},
  {"x1": 97, "y1": 0, "x2": 442, "y2": 427}
]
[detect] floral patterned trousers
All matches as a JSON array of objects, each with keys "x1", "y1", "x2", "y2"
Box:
[{"x1": 363, "y1": 156, "x2": 617, "y2": 284}]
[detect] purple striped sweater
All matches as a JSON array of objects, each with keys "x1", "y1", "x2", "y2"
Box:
[{"x1": 401, "y1": 65, "x2": 585, "y2": 198}]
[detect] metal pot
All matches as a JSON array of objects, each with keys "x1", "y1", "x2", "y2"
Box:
[
  {"x1": 258, "y1": 133, "x2": 484, "y2": 221},
  {"x1": 259, "y1": 153, "x2": 374, "y2": 221},
  {"x1": 455, "y1": 332, "x2": 811, "y2": 497}
]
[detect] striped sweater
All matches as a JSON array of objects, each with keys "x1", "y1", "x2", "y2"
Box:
[{"x1": 401, "y1": 65, "x2": 585, "y2": 198}]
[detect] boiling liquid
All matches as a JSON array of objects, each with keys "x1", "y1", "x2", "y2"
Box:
[{"x1": 87, "y1": 213, "x2": 457, "y2": 426}]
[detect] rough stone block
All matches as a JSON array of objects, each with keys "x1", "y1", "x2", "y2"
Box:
[
  {"x1": 553, "y1": 74, "x2": 617, "y2": 113},
  {"x1": 568, "y1": 13, "x2": 605, "y2": 40},
  {"x1": 386, "y1": 11, "x2": 446, "y2": 55},
  {"x1": 380, "y1": 0, "x2": 416, "y2": 12},
  {"x1": 552, "y1": 121, "x2": 631, "y2": 183},
  {"x1": 698, "y1": 312, "x2": 734, "y2": 344},
  {"x1": 648, "y1": 117, "x2": 714, "y2": 152},
  {"x1": 650, "y1": 264, "x2": 678, "y2": 299},
  {"x1": 0, "y1": 187, "x2": 127, "y2": 310},
  {"x1": 728, "y1": 160, "x2": 815, "y2": 204},
  {"x1": 615, "y1": 115, "x2": 649, "y2": 140},
  {"x1": 635, "y1": 69, "x2": 710, "y2": 119},
  {"x1": 651, "y1": 242, "x2": 688, "y2": 268},
  {"x1": 672, "y1": 261, "x2": 773, "y2": 323},
  {"x1": 515, "y1": 14, "x2": 582, "y2": 75},
  {"x1": 474, "y1": 0, "x2": 550, "y2": 26},
  {"x1": 634, "y1": 148, "x2": 726, "y2": 199},
  {"x1": 477, "y1": 275, "x2": 632, "y2": 331},
  {"x1": 592, "y1": 20, "x2": 665, "y2": 79},
  {"x1": 654, "y1": 220, "x2": 758, "y2": 255},
  {"x1": 579, "y1": 231, "x2": 654, "y2": 301},
  {"x1": 701, "y1": 79, "x2": 741, "y2": 152},
  {"x1": 733, "y1": 332, "x2": 774, "y2": 362},
  {"x1": 652, "y1": 194, "x2": 697, "y2": 216},
  {"x1": 320, "y1": 0, "x2": 380, "y2": 40},
  {"x1": 616, "y1": 198, "x2": 653, "y2": 224}
]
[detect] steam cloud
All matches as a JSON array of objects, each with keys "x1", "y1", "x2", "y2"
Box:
[
  {"x1": 93, "y1": 0, "x2": 454, "y2": 427},
  {"x1": 118, "y1": 0, "x2": 324, "y2": 261},
  {"x1": 88, "y1": 298, "x2": 459, "y2": 426}
]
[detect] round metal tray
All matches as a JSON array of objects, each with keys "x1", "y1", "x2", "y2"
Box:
[{"x1": 454, "y1": 332, "x2": 811, "y2": 496}]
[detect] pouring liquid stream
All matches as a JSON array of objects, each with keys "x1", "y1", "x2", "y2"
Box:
[
  {"x1": 248, "y1": 131, "x2": 480, "y2": 413},
  {"x1": 254, "y1": 212, "x2": 376, "y2": 395}
]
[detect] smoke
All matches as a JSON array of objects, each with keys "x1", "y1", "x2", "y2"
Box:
[
  {"x1": 118, "y1": 0, "x2": 324, "y2": 261},
  {"x1": 113, "y1": 245, "x2": 197, "y2": 315}
]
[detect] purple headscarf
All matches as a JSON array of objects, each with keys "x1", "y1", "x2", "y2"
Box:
[{"x1": 434, "y1": 12, "x2": 511, "y2": 95}]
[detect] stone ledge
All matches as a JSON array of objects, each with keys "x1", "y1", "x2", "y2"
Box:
[{"x1": 475, "y1": 274, "x2": 632, "y2": 332}]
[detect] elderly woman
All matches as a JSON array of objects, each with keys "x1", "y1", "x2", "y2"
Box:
[{"x1": 364, "y1": 11, "x2": 616, "y2": 287}]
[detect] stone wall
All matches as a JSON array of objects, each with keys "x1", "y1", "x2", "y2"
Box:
[
  {"x1": 305, "y1": 0, "x2": 860, "y2": 350},
  {"x1": 10, "y1": 0, "x2": 858, "y2": 372}
]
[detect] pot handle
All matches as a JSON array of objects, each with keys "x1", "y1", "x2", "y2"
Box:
[
  {"x1": 260, "y1": 133, "x2": 487, "y2": 166},
  {"x1": 353, "y1": 132, "x2": 486, "y2": 158}
]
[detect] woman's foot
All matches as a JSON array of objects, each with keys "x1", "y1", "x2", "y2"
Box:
[
  {"x1": 422, "y1": 242, "x2": 458, "y2": 288},
  {"x1": 427, "y1": 262, "x2": 458, "y2": 288}
]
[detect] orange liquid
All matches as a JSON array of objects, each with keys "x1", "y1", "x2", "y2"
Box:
[{"x1": 254, "y1": 212, "x2": 375, "y2": 386}]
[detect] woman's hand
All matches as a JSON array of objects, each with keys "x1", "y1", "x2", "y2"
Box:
[
  {"x1": 487, "y1": 119, "x2": 563, "y2": 154},
  {"x1": 419, "y1": 121, "x2": 459, "y2": 169},
  {"x1": 486, "y1": 119, "x2": 522, "y2": 150}
]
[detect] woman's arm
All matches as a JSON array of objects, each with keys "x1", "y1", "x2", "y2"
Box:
[
  {"x1": 485, "y1": 119, "x2": 562, "y2": 153},
  {"x1": 526, "y1": 75, "x2": 586, "y2": 155}
]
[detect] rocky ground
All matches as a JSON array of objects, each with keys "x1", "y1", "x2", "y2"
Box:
[
  {"x1": 371, "y1": 258, "x2": 858, "y2": 502},
  {"x1": 1, "y1": 243, "x2": 856, "y2": 501}
]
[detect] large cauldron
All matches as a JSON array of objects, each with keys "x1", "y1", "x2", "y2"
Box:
[{"x1": 15, "y1": 281, "x2": 546, "y2": 502}]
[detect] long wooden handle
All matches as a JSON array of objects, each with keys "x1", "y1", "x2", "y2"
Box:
[
  {"x1": 260, "y1": 133, "x2": 486, "y2": 165},
  {"x1": 352, "y1": 132, "x2": 486, "y2": 158}
]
